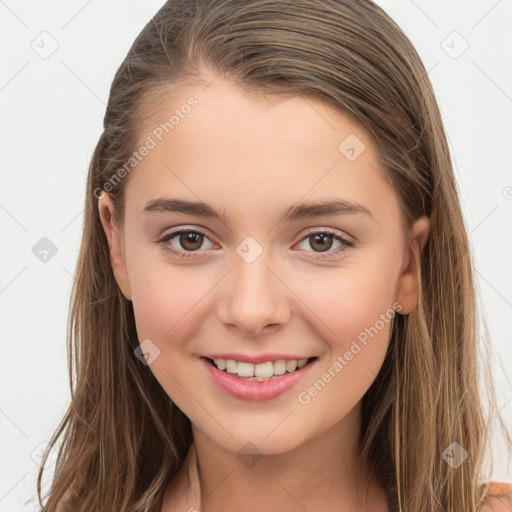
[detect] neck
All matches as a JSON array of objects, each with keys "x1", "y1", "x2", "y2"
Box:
[{"x1": 192, "y1": 403, "x2": 389, "y2": 512}]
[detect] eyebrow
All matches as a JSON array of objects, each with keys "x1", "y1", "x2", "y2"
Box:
[{"x1": 143, "y1": 197, "x2": 373, "y2": 224}]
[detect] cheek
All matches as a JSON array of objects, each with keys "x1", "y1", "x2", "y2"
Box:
[
  {"x1": 127, "y1": 253, "x2": 219, "y2": 404},
  {"x1": 291, "y1": 256, "x2": 399, "y2": 415},
  {"x1": 294, "y1": 274, "x2": 396, "y2": 431},
  {"x1": 128, "y1": 263, "x2": 210, "y2": 411},
  {"x1": 131, "y1": 279, "x2": 195, "y2": 342},
  {"x1": 294, "y1": 261, "x2": 399, "y2": 350},
  {"x1": 128, "y1": 247, "x2": 213, "y2": 343}
]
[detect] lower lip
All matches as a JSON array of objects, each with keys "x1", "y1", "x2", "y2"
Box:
[{"x1": 201, "y1": 357, "x2": 317, "y2": 401}]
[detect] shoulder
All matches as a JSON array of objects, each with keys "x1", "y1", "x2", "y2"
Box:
[{"x1": 479, "y1": 482, "x2": 512, "y2": 512}]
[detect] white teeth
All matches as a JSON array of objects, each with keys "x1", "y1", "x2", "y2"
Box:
[
  {"x1": 225, "y1": 359, "x2": 238, "y2": 373},
  {"x1": 237, "y1": 362, "x2": 254, "y2": 377},
  {"x1": 240, "y1": 375, "x2": 281, "y2": 382},
  {"x1": 286, "y1": 360, "x2": 298, "y2": 372},
  {"x1": 210, "y1": 357, "x2": 312, "y2": 377},
  {"x1": 214, "y1": 358, "x2": 226, "y2": 371},
  {"x1": 254, "y1": 362, "x2": 274, "y2": 378},
  {"x1": 273, "y1": 360, "x2": 286, "y2": 375}
]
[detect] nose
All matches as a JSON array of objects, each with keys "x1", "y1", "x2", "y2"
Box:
[{"x1": 216, "y1": 251, "x2": 291, "y2": 335}]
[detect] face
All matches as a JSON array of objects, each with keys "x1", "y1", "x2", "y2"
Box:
[{"x1": 99, "y1": 74, "x2": 430, "y2": 456}]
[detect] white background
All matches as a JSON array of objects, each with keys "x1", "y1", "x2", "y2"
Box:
[{"x1": 1, "y1": 1, "x2": 511, "y2": 510}]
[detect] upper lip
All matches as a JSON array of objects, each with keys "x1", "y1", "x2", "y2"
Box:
[{"x1": 202, "y1": 353, "x2": 315, "y2": 364}]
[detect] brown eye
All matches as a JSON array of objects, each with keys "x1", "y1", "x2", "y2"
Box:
[
  {"x1": 308, "y1": 233, "x2": 334, "y2": 252},
  {"x1": 157, "y1": 229, "x2": 216, "y2": 259},
  {"x1": 178, "y1": 231, "x2": 204, "y2": 251},
  {"x1": 296, "y1": 229, "x2": 354, "y2": 258}
]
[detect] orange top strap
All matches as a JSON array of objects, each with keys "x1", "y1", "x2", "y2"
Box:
[
  {"x1": 481, "y1": 481, "x2": 512, "y2": 511},
  {"x1": 486, "y1": 481, "x2": 512, "y2": 497}
]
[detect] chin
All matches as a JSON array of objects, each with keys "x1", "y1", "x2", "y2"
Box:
[{"x1": 200, "y1": 422, "x2": 309, "y2": 457}]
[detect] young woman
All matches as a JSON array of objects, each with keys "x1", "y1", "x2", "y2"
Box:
[{"x1": 37, "y1": 1, "x2": 512, "y2": 511}]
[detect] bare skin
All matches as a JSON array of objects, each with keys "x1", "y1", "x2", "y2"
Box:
[{"x1": 99, "y1": 71, "x2": 430, "y2": 512}]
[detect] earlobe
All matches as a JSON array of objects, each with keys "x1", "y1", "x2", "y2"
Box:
[
  {"x1": 395, "y1": 216, "x2": 431, "y2": 315},
  {"x1": 97, "y1": 192, "x2": 133, "y2": 301}
]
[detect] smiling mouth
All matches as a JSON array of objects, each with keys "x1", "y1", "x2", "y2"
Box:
[{"x1": 204, "y1": 356, "x2": 318, "y2": 381}]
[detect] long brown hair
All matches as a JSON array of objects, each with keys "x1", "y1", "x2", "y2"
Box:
[{"x1": 37, "y1": 1, "x2": 511, "y2": 510}]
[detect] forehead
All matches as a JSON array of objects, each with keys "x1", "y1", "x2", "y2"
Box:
[{"x1": 124, "y1": 76, "x2": 399, "y2": 227}]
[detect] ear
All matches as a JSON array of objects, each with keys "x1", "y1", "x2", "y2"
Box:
[
  {"x1": 97, "y1": 192, "x2": 132, "y2": 301},
  {"x1": 395, "y1": 216, "x2": 431, "y2": 315}
]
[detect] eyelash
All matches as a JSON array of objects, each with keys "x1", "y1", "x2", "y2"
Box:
[{"x1": 157, "y1": 227, "x2": 355, "y2": 260}]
